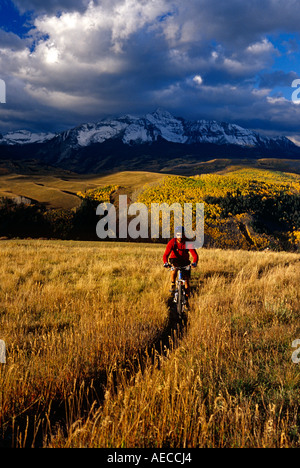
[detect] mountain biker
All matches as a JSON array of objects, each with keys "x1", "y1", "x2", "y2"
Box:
[{"x1": 163, "y1": 225, "x2": 198, "y2": 300}]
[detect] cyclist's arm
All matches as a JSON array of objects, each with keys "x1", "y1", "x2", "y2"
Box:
[
  {"x1": 189, "y1": 248, "x2": 198, "y2": 265},
  {"x1": 163, "y1": 239, "x2": 174, "y2": 264}
]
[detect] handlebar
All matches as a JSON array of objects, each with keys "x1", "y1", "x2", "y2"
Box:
[{"x1": 164, "y1": 263, "x2": 192, "y2": 271}]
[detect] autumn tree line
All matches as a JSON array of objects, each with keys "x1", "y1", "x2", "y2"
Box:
[{"x1": 0, "y1": 169, "x2": 300, "y2": 251}]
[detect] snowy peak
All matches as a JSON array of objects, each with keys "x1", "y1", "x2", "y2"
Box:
[
  {"x1": 186, "y1": 120, "x2": 263, "y2": 146},
  {"x1": 0, "y1": 129, "x2": 56, "y2": 145},
  {"x1": 76, "y1": 121, "x2": 127, "y2": 146},
  {"x1": 0, "y1": 110, "x2": 295, "y2": 151},
  {"x1": 144, "y1": 109, "x2": 187, "y2": 144},
  {"x1": 70, "y1": 109, "x2": 187, "y2": 147},
  {"x1": 69, "y1": 109, "x2": 294, "y2": 149},
  {"x1": 0, "y1": 109, "x2": 298, "y2": 175}
]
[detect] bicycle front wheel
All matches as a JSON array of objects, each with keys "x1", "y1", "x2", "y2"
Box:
[{"x1": 177, "y1": 282, "x2": 183, "y2": 316}]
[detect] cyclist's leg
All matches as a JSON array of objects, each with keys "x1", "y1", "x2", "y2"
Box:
[
  {"x1": 170, "y1": 268, "x2": 177, "y2": 291},
  {"x1": 180, "y1": 261, "x2": 190, "y2": 297},
  {"x1": 169, "y1": 259, "x2": 178, "y2": 292},
  {"x1": 184, "y1": 279, "x2": 190, "y2": 298},
  {"x1": 183, "y1": 263, "x2": 191, "y2": 301},
  {"x1": 171, "y1": 268, "x2": 178, "y2": 283}
]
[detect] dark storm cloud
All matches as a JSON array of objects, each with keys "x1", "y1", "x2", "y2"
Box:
[
  {"x1": 181, "y1": 0, "x2": 300, "y2": 46},
  {"x1": 0, "y1": 29, "x2": 25, "y2": 50},
  {"x1": 258, "y1": 70, "x2": 299, "y2": 89},
  {"x1": 1, "y1": 0, "x2": 300, "y2": 140},
  {"x1": 12, "y1": 0, "x2": 90, "y2": 15}
]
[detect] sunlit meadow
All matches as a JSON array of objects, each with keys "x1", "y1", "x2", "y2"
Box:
[{"x1": 0, "y1": 240, "x2": 299, "y2": 447}]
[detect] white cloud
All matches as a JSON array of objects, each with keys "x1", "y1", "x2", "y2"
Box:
[
  {"x1": 110, "y1": 0, "x2": 172, "y2": 51},
  {"x1": 251, "y1": 88, "x2": 271, "y2": 97},
  {"x1": 1, "y1": 0, "x2": 300, "y2": 136},
  {"x1": 193, "y1": 75, "x2": 203, "y2": 86},
  {"x1": 267, "y1": 96, "x2": 289, "y2": 104},
  {"x1": 246, "y1": 38, "x2": 274, "y2": 55},
  {"x1": 23, "y1": 0, "x2": 175, "y2": 75},
  {"x1": 25, "y1": 84, "x2": 85, "y2": 107},
  {"x1": 44, "y1": 45, "x2": 60, "y2": 64}
]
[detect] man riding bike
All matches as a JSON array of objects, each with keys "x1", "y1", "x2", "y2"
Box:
[{"x1": 163, "y1": 225, "x2": 198, "y2": 301}]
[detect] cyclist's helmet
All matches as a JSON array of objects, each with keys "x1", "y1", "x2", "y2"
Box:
[{"x1": 175, "y1": 225, "x2": 185, "y2": 237}]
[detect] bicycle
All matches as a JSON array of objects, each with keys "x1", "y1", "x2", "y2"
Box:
[{"x1": 166, "y1": 264, "x2": 191, "y2": 318}]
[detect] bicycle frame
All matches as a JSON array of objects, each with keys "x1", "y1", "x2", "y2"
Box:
[{"x1": 169, "y1": 264, "x2": 191, "y2": 316}]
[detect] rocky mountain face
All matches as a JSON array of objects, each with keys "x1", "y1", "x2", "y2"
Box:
[
  {"x1": 70, "y1": 108, "x2": 295, "y2": 149},
  {"x1": 0, "y1": 109, "x2": 299, "y2": 173}
]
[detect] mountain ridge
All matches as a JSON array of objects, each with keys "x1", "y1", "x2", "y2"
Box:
[
  {"x1": 0, "y1": 108, "x2": 295, "y2": 149},
  {"x1": 0, "y1": 109, "x2": 299, "y2": 174}
]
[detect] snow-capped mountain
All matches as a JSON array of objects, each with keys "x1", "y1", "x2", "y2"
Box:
[
  {"x1": 0, "y1": 109, "x2": 298, "y2": 174},
  {"x1": 0, "y1": 109, "x2": 294, "y2": 149},
  {"x1": 0, "y1": 129, "x2": 56, "y2": 145},
  {"x1": 53, "y1": 108, "x2": 294, "y2": 149}
]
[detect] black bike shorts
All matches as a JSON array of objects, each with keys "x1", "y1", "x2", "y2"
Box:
[{"x1": 169, "y1": 258, "x2": 191, "y2": 279}]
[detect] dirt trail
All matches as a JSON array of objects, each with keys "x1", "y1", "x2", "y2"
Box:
[{"x1": 2, "y1": 279, "x2": 198, "y2": 448}]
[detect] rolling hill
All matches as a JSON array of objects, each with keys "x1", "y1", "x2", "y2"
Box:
[{"x1": 1, "y1": 158, "x2": 300, "y2": 209}]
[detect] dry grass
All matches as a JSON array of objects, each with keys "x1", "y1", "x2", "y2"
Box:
[
  {"x1": 0, "y1": 171, "x2": 168, "y2": 209},
  {"x1": 0, "y1": 240, "x2": 168, "y2": 446},
  {"x1": 0, "y1": 240, "x2": 299, "y2": 447}
]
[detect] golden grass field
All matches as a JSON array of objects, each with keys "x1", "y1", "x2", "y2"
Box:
[
  {"x1": 0, "y1": 239, "x2": 299, "y2": 448},
  {"x1": 0, "y1": 168, "x2": 168, "y2": 209},
  {"x1": 1, "y1": 157, "x2": 300, "y2": 210}
]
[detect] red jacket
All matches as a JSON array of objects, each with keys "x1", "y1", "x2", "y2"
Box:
[{"x1": 163, "y1": 238, "x2": 198, "y2": 264}]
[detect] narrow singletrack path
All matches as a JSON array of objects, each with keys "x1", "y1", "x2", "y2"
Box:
[{"x1": 2, "y1": 276, "x2": 199, "y2": 448}]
